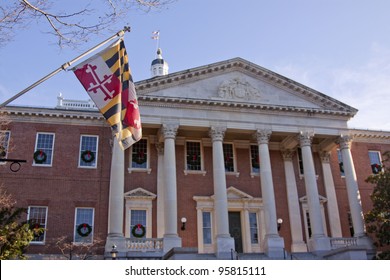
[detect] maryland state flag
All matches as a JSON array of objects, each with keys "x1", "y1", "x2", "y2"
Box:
[{"x1": 73, "y1": 39, "x2": 141, "y2": 150}]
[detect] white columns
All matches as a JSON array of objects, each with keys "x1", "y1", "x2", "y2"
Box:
[
  {"x1": 255, "y1": 129, "x2": 284, "y2": 258},
  {"x1": 281, "y1": 150, "x2": 307, "y2": 252},
  {"x1": 320, "y1": 151, "x2": 342, "y2": 237},
  {"x1": 105, "y1": 138, "x2": 126, "y2": 255},
  {"x1": 338, "y1": 135, "x2": 366, "y2": 237},
  {"x1": 156, "y1": 143, "x2": 165, "y2": 238},
  {"x1": 161, "y1": 123, "x2": 181, "y2": 251},
  {"x1": 298, "y1": 131, "x2": 330, "y2": 252},
  {"x1": 209, "y1": 126, "x2": 234, "y2": 258}
]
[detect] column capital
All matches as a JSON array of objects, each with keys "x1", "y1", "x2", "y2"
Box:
[
  {"x1": 281, "y1": 150, "x2": 295, "y2": 161},
  {"x1": 337, "y1": 135, "x2": 353, "y2": 150},
  {"x1": 161, "y1": 123, "x2": 178, "y2": 140},
  {"x1": 254, "y1": 129, "x2": 272, "y2": 144},
  {"x1": 209, "y1": 126, "x2": 226, "y2": 142},
  {"x1": 298, "y1": 131, "x2": 314, "y2": 147},
  {"x1": 320, "y1": 151, "x2": 331, "y2": 163}
]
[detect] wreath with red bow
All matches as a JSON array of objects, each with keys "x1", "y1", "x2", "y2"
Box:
[
  {"x1": 133, "y1": 151, "x2": 146, "y2": 165},
  {"x1": 371, "y1": 163, "x2": 382, "y2": 174},
  {"x1": 77, "y1": 223, "x2": 92, "y2": 237},
  {"x1": 131, "y1": 224, "x2": 146, "y2": 238},
  {"x1": 81, "y1": 150, "x2": 95, "y2": 163},
  {"x1": 187, "y1": 153, "x2": 201, "y2": 166},
  {"x1": 33, "y1": 150, "x2": 47, "y2": 164}
]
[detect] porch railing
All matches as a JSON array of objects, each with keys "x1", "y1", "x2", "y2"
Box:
[
  {"x1": 330, "y1": 237, "x2": 358, "y2": 249},
  {"x1": 126, "y1": 238, "x2": 164, "y2": 252}
]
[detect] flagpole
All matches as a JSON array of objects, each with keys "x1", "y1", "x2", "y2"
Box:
[{"x1": 0, "y1": 26, "x2": 131, "y2": 108}]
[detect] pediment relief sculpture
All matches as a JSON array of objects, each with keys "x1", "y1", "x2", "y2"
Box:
[{"x1": 217, "y1": 77, "x2": 261, "y2": 101}]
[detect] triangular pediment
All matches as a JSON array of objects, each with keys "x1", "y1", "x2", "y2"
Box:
[
  {"x1": 124, "y1": 187, "x2": 156, "y2": 200},
  {"x1": 136, "y1": 57, "x2": 357, "y2": 116},
  {"x1": 226, "y1": 186, "x2": 253, "y2": 200}
]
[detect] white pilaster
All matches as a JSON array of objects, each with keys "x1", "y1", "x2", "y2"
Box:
[
  {"x1": 255, "y1": 129, "x2": 284, "y2": 258},
  {"x1": 281, "y1": 150, "x2": 307, "y2": 252},
  {"x1": 156, "y1": 143, "x2": 165, "y2": 238},
  {"x1": 320, "y1": 151, "x2": 342, "y2": 237},
  {"x1": 105, "y1": 139, "x2": 126, "y2": 255},
  {"x1": 209, "y1": 126, "x2": 234, "y2": 258},
  {"x1": 298, "y1": 131, "x2": 330, "y2": 252},
  {"x1": 161, "y1": 124, "x2": 182, "y2": 252}
]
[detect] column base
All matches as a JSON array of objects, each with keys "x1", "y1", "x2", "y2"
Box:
[
  {"x1": 307, "y1": 236, "x2": 331, "y2": 253},
  {"x1": 163, "y1": 234, "x2": 182, "y2": 253},
  {"x1": 215, "y1": 235, "x2": 235, "y2": 259},
  {"x1": 356, "y1": 235, "x2": 376, "y2": 258},
  {"x1": 104, "y1": 235, "x2": 126, "y2": 259},
  {"x1": 291, "y1": 241, "x2": 308, "y2": 253},
  {"x1": 263, "y1": 235, "x2": 285, "y2": 259}
]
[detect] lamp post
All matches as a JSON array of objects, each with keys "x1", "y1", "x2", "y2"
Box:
[{"x1": 110, "y1": 244, "x2": 118, "y2": 260}]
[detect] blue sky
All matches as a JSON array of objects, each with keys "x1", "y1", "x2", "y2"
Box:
[{"x1": 1, "y1": 0, "x2": 390, "y2": 130}]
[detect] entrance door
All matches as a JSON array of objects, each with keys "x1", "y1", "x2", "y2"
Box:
[{"x1": 228, "y1": 212, "x2": 243, "y2": 253}]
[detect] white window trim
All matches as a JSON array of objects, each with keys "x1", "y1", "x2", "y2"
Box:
[
  {"x1": 250, "y1": 144, "x2": 260, "y2": 178},
  {"x1": 124, "y1": 188, "x2": 156, "y2": 238},
  {"x1": 368, "y1": 150, "x2": 383, "y2": 173},
  {"x1": 78, "y1": 135, "x2": 99, "y2": 169},
  {"x1": 194, "y1": 187, "x2": 263, "y2": 254},
  {"x1": 300, "y1": 196, "x2": 328, "y2": 242},
  {"x1": 0, "y1": 130, "x2": 11, "y2": 164},
  {"x1": 184, "y1": 140, "x2": 206, "y2": 176},
  {"x1": 337, "y1": 149, "x2": 345, "y2": 178},
  {"x1": 73, "y1": 207, "x2": 95, "y2": 244},
  {"x1": 28, "y1": 206, "x2": 48, "y2": 244},
  {"x1": 128, "y1": 138, "x2": 152, "y2": 174},
  {"x1": 33, "y1": 132, "x2": 55, "y2": 167},
  {"x1": 223, "y1": 142, "x2": 240, "y2": 177}
]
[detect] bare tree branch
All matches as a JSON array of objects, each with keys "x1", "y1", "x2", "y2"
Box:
[{"x1": 0, "y1": 0, "x2": 177, "y2": 48}]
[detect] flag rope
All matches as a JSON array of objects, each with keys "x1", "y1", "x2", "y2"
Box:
[{"x1": 0, "y1": 26, "x2": 131, "y2": 108}]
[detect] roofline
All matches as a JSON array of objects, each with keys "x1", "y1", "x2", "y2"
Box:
[{"x1": 135, "y1": 57, "x2": 358, "y2": 116}]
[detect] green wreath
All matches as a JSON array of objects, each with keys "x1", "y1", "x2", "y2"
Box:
[
  {"x1": 133, "y1": 151, "x2": 146, "y2": 165},
  {"x1": 77, "y1": 223, "x2": 92, "y2": 237},
  {"x1": 371, "y1": 163, "x2": 382, "y2": 174},
  {"x1": 81, "y1": 150, "x2": 95, "y2": 163},
  {"x1": 33, "y1": 150, "x2": 47, "y2": 164},
  {"x1": 131, "y1": 224, "x2": 146, "y2": 238}
]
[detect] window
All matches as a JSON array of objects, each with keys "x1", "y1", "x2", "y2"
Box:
[
  {"x1": 347, "y1": 212, "x2": 354, "y2": 237},
  {"x1": 249, "y1": 212, "x2": 259, "y2": 244},
  {"x1": 202, "y1": 212, "x2": 212, "y2": 244},
  {"x1": 28, "y1": 206, "x2": 48, "y2": 243},
  {"x1": 250, "y1": 145, "x2": 259, "y2": 173},
  {"x1": 305, "y1": 211, "x2": 312, "y2": 238},
  {"x1": 186, "y1": 141, "x2": 202, "y2": 171},
  {"x1": 0, "y1": 131, "x2": 10, "y2": 161},
  {"x1": 297, "y1": 148, "x2": 304, "y2": 175},
  {"x1": 34, "y1": 133, "x2": 55, "y2": 166},
  {"x1": 79, "y1": 135, "x2": 98, "y2": 168},
  {"x1": 223, "y1": 143, "x2": 235, "y2": 172},
  {"x1": 130, "y1": 210, "x2": 146, "y2": 238},
  {"x1": 131, "y1": 139, "x2": 148, "y2": 169},
  {"x1": 368, "y1": 151, "x2": 382, "y2": 174},
  {"x1": 74, "y1": 208, "x2": 94, "y2": 243},
  {"x1": 337, "y1": 149, "x2": 345, "y2": 177}
]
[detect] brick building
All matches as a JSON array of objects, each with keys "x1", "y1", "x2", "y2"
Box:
[{"x1": 1, "y1": 55, "x2": 389, "y2": 260}]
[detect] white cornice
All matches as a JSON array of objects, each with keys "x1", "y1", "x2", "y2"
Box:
[{"x1": 137, "y1": 95, "x2": 353, "y2": 117}]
